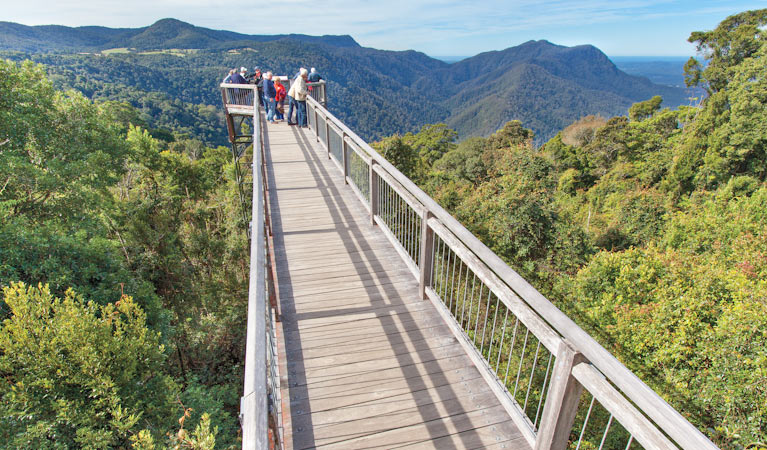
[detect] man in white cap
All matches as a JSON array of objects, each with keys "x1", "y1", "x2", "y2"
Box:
[
  {"x1": 288, "y1": 68, "x2": 309, "y2": 127},
  {"x1": 308, "y1": 67, "x2": 323, "y2": 82}
]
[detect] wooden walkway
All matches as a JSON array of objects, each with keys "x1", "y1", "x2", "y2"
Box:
[{"x1": 266, "y1": 121, "x2": 529, "y2": 449}]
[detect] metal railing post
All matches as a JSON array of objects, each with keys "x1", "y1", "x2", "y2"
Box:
[
  {"x1": 369, "y1": 161, "x2": 379, "y2": 226},
  {"x1": 315, "y1": 109, "x2": 319, "y2": 142},
  {"x1": 418, "y1": 210, "x2": 434, "y2": 299},
  {"x1": 534, "y1": 340, "x2": 585, "y2": 450},
  {"x1": 321, "y1": 82, "x2": 327, "y2": 107},
  {"x1": 342, "y1": 134, "x2": 349, "y2": 184},
  {"x1": 325, "y1": 120, "x2": 331, "y2": 160}
]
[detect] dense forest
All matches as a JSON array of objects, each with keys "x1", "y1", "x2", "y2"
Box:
[
  {"x1": 371, "y1": 10, "x2": 766, "y2": 449},
  {"x1": 0, "y1": 17, "x2": 690, "y2": 145},
  {"x1": 0, "y1": 60, "x2": 246, "y2": 448},
  {"x1": 1, "y1": 7, "x2": 764, "y2": 450}
]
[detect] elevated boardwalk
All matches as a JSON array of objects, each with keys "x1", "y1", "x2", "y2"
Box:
[
  {"x1": 222, "y1": 83, "x2": 719, "y2": 450},
  {"x1": 267, "y1": 123, "x2": 526, "y2": 449}
]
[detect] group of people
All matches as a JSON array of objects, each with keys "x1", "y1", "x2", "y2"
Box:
[{"x1": 223, "y1": 66, "x2": 324, "y2": 127}]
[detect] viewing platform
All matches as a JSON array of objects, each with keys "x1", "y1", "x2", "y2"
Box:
[{"x1": 220, "y1": 82, "x2": 720, "y2": 450}]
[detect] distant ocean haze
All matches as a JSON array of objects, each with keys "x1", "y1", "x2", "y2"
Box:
[
  {"x1": 610, "y1": 56, "x2": 692, "y2": 88},
  {"x1": 432, "y1": 55, "x2": 471, "y2": 63}
]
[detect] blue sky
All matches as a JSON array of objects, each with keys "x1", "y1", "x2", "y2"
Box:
[{"x1": 1, "y1": 0, "x2": 764, "y2": 56}]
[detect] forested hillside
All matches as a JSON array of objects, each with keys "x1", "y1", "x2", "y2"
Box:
[
  {"x1": 0, "y1": 60, "x2": 246, "y2": 448},
  {"x1": 0, "y1": 18, "x2": 690, "y2": 144},
  {"x1": 371, "y1": 10, "x2": 767, "y2": 449}
]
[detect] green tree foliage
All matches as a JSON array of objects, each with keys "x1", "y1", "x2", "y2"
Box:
[
  {"x1": 0, "y1": 283, "x2": 178, "y2": 448},
  {"x1": 372, "y1": 135, "x2": 417, "y2": 179},
  {"x1": 568, "y1": 189, "x2": 767, "y2": 446},
  {"x1": 405, "y1": 123, "x2": 457, "y2": 167},
  {"x1": 628, "y1": 95, "x2": 662, "y2": 121},
  {"x1": 670, "y1": 9, "x2": 767, "y2": 193},
  {"x1": 687, "y1": 9, "x2": 767, "y2": 93},
  {"x1": 1, "y1": 58, "x2": 246, "y2": 448},
  {"x1": 432, "y1": 136, "x2": 489, "y2": 185},
  {"x1": 0, "y1": 60, "x2": 128, "y2": 222}
]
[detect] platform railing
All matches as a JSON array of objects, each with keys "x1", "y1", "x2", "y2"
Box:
[
  {"x1": 304, "y1": 95, "x2": 719, "y2": 450},
  {"x1": 222, "y1": 83, "x2": 257, "y2": 110},
  {"x1": 306, "y1": 80, "x2": 327, "y2": 106},
  {"x1": 220, "y1": 83, "x2": 283, "y2": 450}
]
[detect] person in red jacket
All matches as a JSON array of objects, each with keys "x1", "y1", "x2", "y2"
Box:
[{"x1": 274, "y1": 77, "x2": 287, "y2": 121}]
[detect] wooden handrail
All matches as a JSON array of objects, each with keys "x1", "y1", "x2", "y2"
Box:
[
  {"x1": 240, "y1": 96, "x2": 267, "y2": 450},
  {"x1": 304, "y1": 94, "x2": 719, "y2": 450}
]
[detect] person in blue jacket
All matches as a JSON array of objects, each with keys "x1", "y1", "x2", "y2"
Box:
[
  {"x1": 230, "y1": 67, "x2": 247, "y2": 84},
  {"x1": 308, "y1": 67, "x2": 323, "y2": 82},
  {"x1": 262, "y1": 71, "x2": 278, "y2": 124}
]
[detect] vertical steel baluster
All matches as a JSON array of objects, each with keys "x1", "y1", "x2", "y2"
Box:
[
  {"x1": 479, "y1": 289, "x2": 493, "y2": 353},
  {"x1": 575, "y1": 396, "x2": 597, "y2": 450},
  {"x1": 466, "y1": 280, "x2": 480, "y2": 338},
  {"x1": 437, "y1": 241, "x2": 446, "y2": 301},
  {"x1": 395, "y1": 195, "x2": 401, "y2": 245},
  {"x1": 409, "y1": 210, "x2": 415, "y2": 261},
  {"x1": 494, "y1": 309, "x2": 509, "y2": 373},
  {"x1": 383, "y1": 181, "x2": 388, "y2": 226},
  {"x1": 485, "y1": 294, "x2": 501, "y2": 362},
  {"x1": 472, "y1": 282, "x2": 485, "y2": 345},
  {"x1": 597, "y1": 415, "x2": 614, "y2": 450},
  {"x1": 429, "y1": 232, "x2": 437, "y2": 294},
  {"x1": 449, "y1": 256, "x2": 463, "y2": 314},
  {"x1": 442, "y1": 246, "x2": 456, "y2": 306},
  {"x1": 503, "y1": 318, "x2": 519, "y2": 385},
  {"x1": 410, "y1": 209, "x2": 421, "y2": 265},
  {"x1": 513, "y1": 329, "x2": 530, "y2": 397},
  {"x1": 410, "y1": 208, "x2": 416, "y2": 262},
  {"x1": 405, "y1": 206, "x2": 411, "y2": 259},
  {"x1": 523, "y1": 341, "x2": 542, "y2": 413},
  {"x1": 385, "y1": 182, "x2": 390, "y2": 227},
  {"x1": 533, "y1": 352, "x2": 554, "y2": 428},
  {"x1": 416, "y1": 215, "x2": 422, "y2": 263},
  {"x1": 460, "y1": 272, "x2": 475, "y2": 329}
]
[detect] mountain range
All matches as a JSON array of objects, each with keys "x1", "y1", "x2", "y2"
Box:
[
  {"x1": 0, "y1": 18, "x2": 694, "y2": 144},
  {"x1": 0, "y1": 18, "x2": 359, "y2": 52}
]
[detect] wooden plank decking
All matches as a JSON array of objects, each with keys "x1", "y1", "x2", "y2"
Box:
[{"x1": 265, "y1": 121, "x2": 529, "y2": 449}]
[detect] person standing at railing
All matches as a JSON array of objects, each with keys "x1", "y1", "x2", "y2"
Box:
[
  {"x1": 223, "y1": 68, "x2": 236, "y2": 83},
  {"x1": 228, "y1": 68, "x2": 249, "y2": 104},
  {"x1": 308, "y1": 67, "x2": 323, "y2": 82},
  {"x1": 250, "y1": 67, "x2": 266, "y2": 110},
  {"x1": 230, "y1": 67, "x2": 247, "y2": 84},
  {"x1": 263, "y1": 72, "x2": 278, "y2": 124},
  {"x1": 286, "y1": 67, "x2": 304, "y2": 125},
  {"x1": 275, "y1": 77, "x2": 286, "y2": 121},
  {"x1": 288, "y1": 68, "x2": 309, "y2": 127}
]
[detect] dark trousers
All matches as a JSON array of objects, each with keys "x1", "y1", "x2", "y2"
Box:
[
  {"x1": 287, "y1": 96, "x2": 297, "y2": 123},
  {"x1": 297, "y1": 101, "x2": 307, "y2": 127}
]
